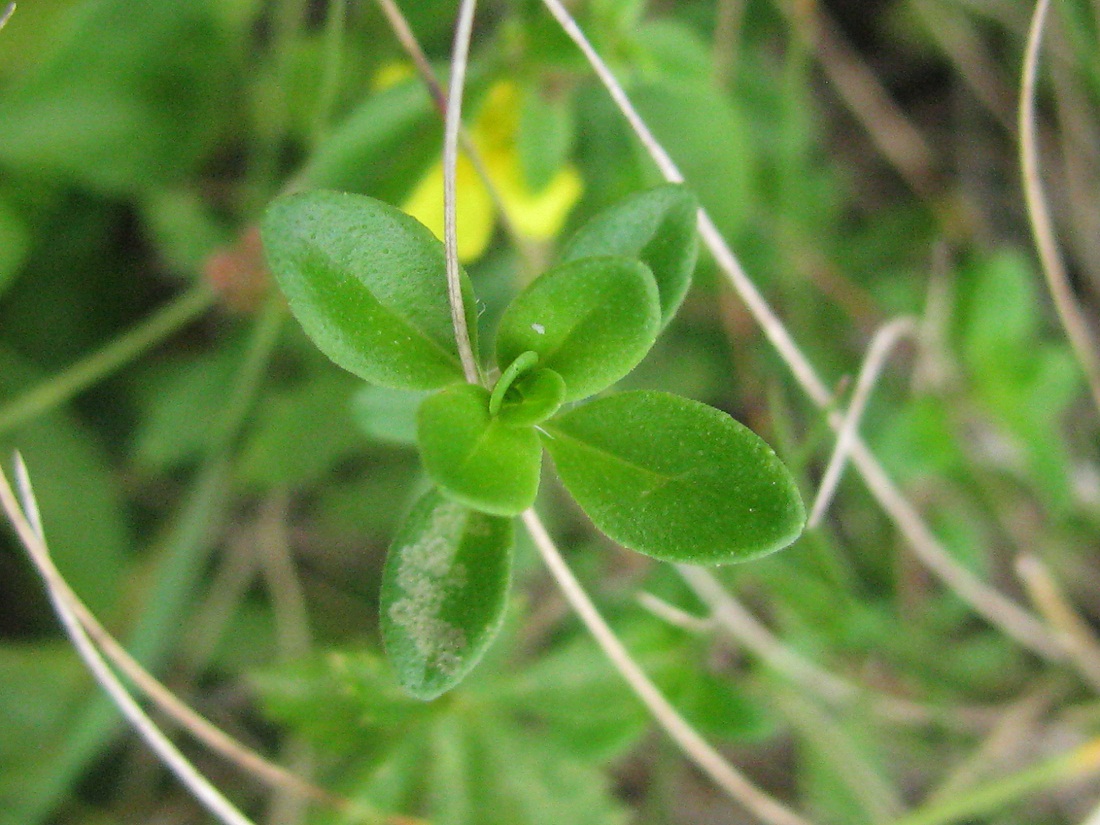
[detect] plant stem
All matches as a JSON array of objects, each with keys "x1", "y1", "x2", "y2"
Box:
[
  {"x1": 0, "y1": 459, "x2": 258, "y2": 825},
  {"x1": 537, "y1": 0, "x2": 1063, "y2": 661},
  {"x1": 14, "y1": 298, "x2": 284, "y2": 825},
  {"x1": 521, "y1": 509, "x2": 815, "y2": 825},
  {"x1": 1019, "y1": 0, "x2": 1100, "y2": 418},
  {"x1": 889, "y1": 736, "x2": 1100, "y2": 825},
  {"x1": 808, "y1": 317, "x2": 916, "y2": 527},
  {"x1": 0, "y1": 284, "x2": 214, "y2": 437},
  {"x1": 442, "y1": 0, "x2": 482, "y2": 385}
]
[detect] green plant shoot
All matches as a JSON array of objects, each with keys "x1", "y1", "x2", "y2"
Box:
[{"x1": 261, "y1": 183, "x2": 805, "y2": 698}]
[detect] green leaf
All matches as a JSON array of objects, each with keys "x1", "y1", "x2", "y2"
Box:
[
  {"x1": 0, "y1": 643, "x2": 87, "y2": 811},
  {"x1": 518, "y1": 84, "x2": 576, "y2": 192},
  {"x1": 495, "y1": 257, "x2": 660, "y2": 401},
  {"x1": 351, "y1": 384, "x2": 425, "y2": 446},
  {"x1": 0, "y1": 349, "x2": 130, "y2": 617},
  {"x1": 381, "y1": 490, "x2": 514, "y2": 699},
  {"x1": 237, "y1": 365, "x2": 363, "y2": 488},
  {"x1": 543, "y1": 391, "x2": 805, "y2": 564},
  {"x1": 497, "y1": 368, "x2": 566, "y2": 428},
  {"x1": 0, "y1": 0, "x2": 232, "y2": 194},
  {"x1": 418, "y1": 383, "x2": 542, "y2": 516},
  {"x1": 630, "y1": 80, "x2": 750, "y2": 240},
  {"x1": 251, "y1": 650, "x2": 428, "y2": 756},
  {"x1": 299, "y1": 78, "x2": 441, "y2": 204},
  {"x1": 261, "y1": 190, "x2": 476, "y2": 390},
  {"x1": 560, "y1": 184, "x2": 699, "y2": 326},
  {"x1": 0, "y1": 194, "x2": 30, "y2": 298}
]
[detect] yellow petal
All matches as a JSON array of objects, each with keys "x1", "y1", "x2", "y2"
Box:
[
  {"x1": 402, "y1": 155, "x2": 496, "y2": 263},
  {"x1": 489, "y1": 150, "x2": 583, "y2": 240},
  {"x1": 472, "y1": 80, "x2": 520, "y2": 155}
]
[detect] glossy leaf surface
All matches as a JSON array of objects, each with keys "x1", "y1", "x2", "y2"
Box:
[
  {"x1": 418, "y1": 384, "x2": 542, "y2": 516},
  {"x1": 560, "y1": 184, "x2": 699, "y2": 325},
  {"x1": 261, "y1": 190, "x2": 474, "y2": 390},
  {"x1": 496, "y1": 257, "x2": 660, "y2": 401},
  {"x1": 543, "y1": 391, "x2": 805, "y2": 564},
  {"x1": 381, "y1": 490, "x2": 514, "y2": 700}
]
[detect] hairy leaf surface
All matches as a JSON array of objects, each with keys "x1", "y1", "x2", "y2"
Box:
[
  {"x1": 418, "y1": 384, "x2": 541, "y2": 516},
  {"x1": 496, "y1": 257, "x2": 660, "y2": 401},
  {"x1": 560, "y1": 184, "x2": 699, "y2": 325},
  {"x1": 262, "y1": 190, "x2": 475, "y2": 389},
  {"x1": 543, "y1": 391, "x2": 805, "y2": 563},
  {"x1": 381, "y1": 490, "x2": 514, "y2": 700}
]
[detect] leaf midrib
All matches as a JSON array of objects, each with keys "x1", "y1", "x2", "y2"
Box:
[
  {"x1": 310, "y1": 243, "x2": 463, "y2": 372},
  {"x1": 544, "y1": 424, "x2": 697, "y2": 493}
]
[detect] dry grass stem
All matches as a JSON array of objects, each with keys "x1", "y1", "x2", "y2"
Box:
[
  {"x1": 808, "y1": 316, "x2": 917, "y2": 528},
  {"x1": 676, "y1": 564, "x2": 1000, "y2": 730},
  {"x1": 1019, "y1": 0, "x2": 1100, "y2": 416},
  {"x1": 777, "y1": 689, "x2": 905, "y2": 820},
  {"x1": 441, "y1": 0, "x2": 481, "y2": 384},
  {"x1": 1017, "y1": 554, "x2": 1100, "y2": 693},
  {"x1": 635, "y1": 591, "x2": 715, "y2": 634},
  {"x1": 0, "y1": 460, "x2": 363, "y2": 819},
  {"x1": 712, "y1": 0, "x2": 747, "y2": 89},
  {"x1": 928, "y1": 682, "x2": 1061, "y2": 803},
  {"x1": 256, "y1": 494, "x2": 317, "y2": 825},
  {"x1": 0, "y1": 457, "x2": 258, "y2": 825},
  {"x1": 537, "y1": 0, "x2": 1062, "y2": 659},
  {"x1": 911, "y1": 0, "x2": 1015, "y2": 130},
  {"x1": 522, "y1": 510, "x2": 816, "y2": 825},
  {"x1": 371, "y1": 0, "x2": 529, "y2": 264}
]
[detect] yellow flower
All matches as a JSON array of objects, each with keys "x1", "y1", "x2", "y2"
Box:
[{"x1": 401, "y1": 80, "x2": 583, "y2": 262}]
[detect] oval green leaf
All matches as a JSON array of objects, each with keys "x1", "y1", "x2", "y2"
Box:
[
  {"x1": 418, "y1": 383, "x2": 542, "y2": 516},
  {"x1": 495, "y1": 257, "x2": 660, "y2": 402},
  {"x1": 351, "y1": 384, "x2": 426, "y2": 446},
  {"x1": 543, "y1": 391, "x2": 805, "y2": 564},
  {"x1": 498, "y1": 368, "x2": 567, "y2": 428},
  {"x1": 560, "y1": 184, "x2": 699, "y2": 326},
  {"x1": 381, "y1": 489, "x2": 514, "y2": 699},
  {"x1": 261, "y1": 190, "x2": 476, "y2": 390}
]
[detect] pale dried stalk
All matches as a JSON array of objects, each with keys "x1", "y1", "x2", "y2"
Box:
[
  {"x1": 1019, "y1": 0, "x2": 1100, "y2": 416},
  {"x1": 0, "y1": 2, "x2": 14, "y2": 30},
  {"x1": 1017, "y1": 554, "x2": 1100, "y2": 693},
  {"x1": 776, "y1": 689, "x2": 905, "y2": 821},
  {"x1": 675, "y1": 564, "x2": 998, "y2": 730},
  {"x1": 712, "y1": 0, "x2": 747, "y2": 89},
  {"x1": 1083, "y1": 798, "x2": 1100, "y2": 825},
  {"x1": 911, "y1": 0, "x2": 1014, "y2": 130},
  {"x1": 0, "y1": 461, "x2": 359, "y2": 818},
  {"x1": 808, "y1": 317, "x2": 917, "y2": 528},
  {"x1": 522, "y1": 510, "x2": 815, "y2": 825},
  {"x1": 537, "y1": 0, "x2": 1062, "y2": 660},
  {"x1": 256, "y1": 495, "x2": 318, "y2": 825},
  {"x1": 0, "y1": 458, "x2": 257, "y2": 825},
  {"x1": 371, "y1": 0, "x2": 527, "y2": 262},
  {"x1": 635, "y1": 591, "x2": 715, "y2": 634},
  {"x1": 441, "y1": 0, "x2": 481, "y2": 384},
  {"x1": 928, "y1": 682, "x2": 1060, "y2": 804}
]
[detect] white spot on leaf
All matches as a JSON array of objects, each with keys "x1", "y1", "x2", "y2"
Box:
[{"x1": 389, "y1": 501, "x2": 469, "y2": 676}]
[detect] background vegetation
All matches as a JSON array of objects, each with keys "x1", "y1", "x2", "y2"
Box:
[{"x1": 1, "y1": 0, "x2": 1099, "y2": 823}]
